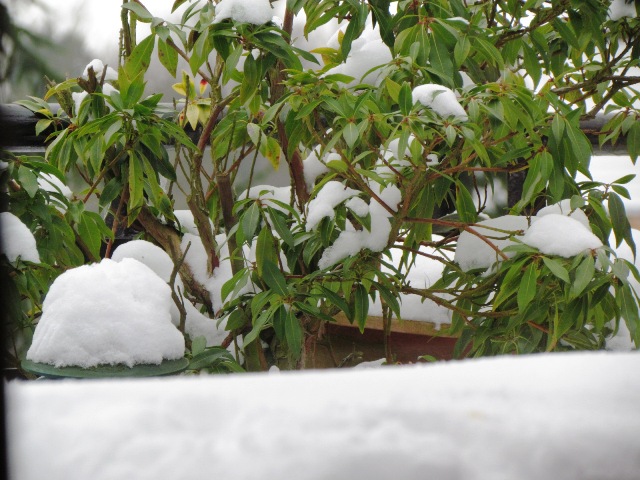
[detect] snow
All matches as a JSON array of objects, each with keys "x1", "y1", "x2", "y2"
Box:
[
  {"x1": 609, "y1": 0, "x2": 638, "y2": 20},
  {"x1": 535, "y1": 199, "x2": 590, "y2": 229},
  {"x1": 71, "y1": 91, "x2": 88, "y2": 116},
  {"x1": 26, "y1": 258, "x2": 185, "y2": 368},
  {"x1": 37, "y1": 173, "x2": 73, "y2": 199},
  {"x1": 0, "y1": 212, "x2": 40, "y2": 264},
  {"x1": 522, "y1": 214, "x2": 603, "y2": 257},
  {"x1": 240, "y1": 185, "x2": 293, "y2": 214},
  {"x1": 305, "y1": 181, "x2": 362, "y2": 230},
  {"x1": 7, "y1": 352, "x2": 640, "y2": 480},
  {"x1": 455, "y1": 215, "x2": 529, "y2": 271},
  {"x1": 412, "y1": 84, "x2": 468, "y2": 121},
  {"x1": 323, "y1": 26, "x2": 392, "y2": 87},
  {"x1": 112, "y1": 240, "x2": 177, "y2": 285},
  {"x1": 370, "y1": 243, "x2": 453, "y2": 327},
  {"x1": 316, "y1": 184, "x2": 401, "y2": 269},
  {"x1": 213, "y1": 0, "x2": 274, "y2": 25},
  {"x1": 302, "y1": 149, "x2": 333, "y2": 190},
  {"x1": 82, "y1": 59, "x2": 117, "y2": 81}
]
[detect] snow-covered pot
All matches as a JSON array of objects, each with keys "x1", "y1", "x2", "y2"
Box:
[{"x1": 23, "y1": 258, "x2": 188, "y2": 378}]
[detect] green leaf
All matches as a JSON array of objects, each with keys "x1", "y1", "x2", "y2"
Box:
[
  {"x1": 221, "y1": 269, "x2": 249, "y2": 301},
  {"x1": 399, "y1": 82, "x2": 412, "y2": 116},
  {"x1": 608, "y1": 192, "x2": 631, "y2": 248},
  {"x1": 17, "y1": 165, "x2": 39, "y2": 198},
  {"x1": 627, "y1": 121, "x2": 640, "y2": 163},
  {"x1": 261, "y1": 260, "x2": 289, "y2": 296},
  {"x1": 285, "y1": 309, "x2": 303, "y2": 360},
  {"x1": 255, "y1": 227, "x2": 278, "y2": 277},
  {"x1": 35, "y1": 119, "x2": 52, "y2": 137},
  {"x1": 542, "y1": 257, "x2": 570, "y2": 283},
  {"x1": 342, "y1": 123, "x2": 359, "y2": 149},
  {"x1": 122, "y1": 2, "x2": 153, "y2": 22},
  {"x1": 267, "y1": 207, "x2": 295, "y2": 247},
  {"x1": 318, "y1": 286, "x2": 351, "y2": 318},
  {"x1": 618, "y1": 284, "x2": 639, "y2": 341},
  {"x1": 551, "y1": 114, "x2": 565, "y2": 144},
  {"x1": 385, "y1": 77, "x2": 401, "y2": 103},
  {"x1": 189, "y1": 347, "x2": 240, "y2": 371},
  {"x1": 517, "y1": 263, "x2": 539, "y2": 311},
  {"x1": 171, "y1": 0, "x2": 187, "y2": 13},
  {"x1": 375, "y1": 281, "x2": 401, "y2": 319},
  {"x1": 455, "y1": 184, "x2": 477, "y2": 223},
  {"x1": 158, "y1": 38, "x2": 178, "y2": 76},
  {"x1": 429, "y1": 36, "x2": 454, "y2": 82},
  {"x1": 454, "y1": 35, "x2": 470, "y2": 67},
  {"x1": 354, "y1": 284, "x2": 369, "y2": 333},
  {"x1": 128, "y1": 151, "x2": 144, "y2": 214},
  {"x1": 124, "y1": 35, "x2": 155, "y2": 80},
  {"x1": 571, "y1": 254, "x2": 595, "y2": 298},
  {"x1": 564, "y1": 122, "x2": 592, "y2": 174},
  {"x1": 241, "y1": 202, "x2": 261, "y2": 241}
]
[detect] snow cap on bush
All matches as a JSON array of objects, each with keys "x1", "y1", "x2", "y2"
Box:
[
  {"x1": 26, "y1": 258, "x2": 185, "y2": 368},
  {"x1": 82, "y1": 59, "x2": 117, "y2": 81},
  {"x1": 213, "y1": 0, "x2": 273, "y2": 25},
  {"x1": 535, "y1": 199, "x2": 590, "y2": 229},
  {"x1": 412, "y1": 84, "x2": 468, "y2": 121},
  {"x1": 522, "y1": 214, "x2": 603, "y2": 257}
]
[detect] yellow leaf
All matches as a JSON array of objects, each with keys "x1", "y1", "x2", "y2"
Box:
[
  {"x1": 172, "y1": 83, "x2": 187, "y2": 96},
  {"x1": 186, "y1": 103, "x2": 199, "y2": 130}
]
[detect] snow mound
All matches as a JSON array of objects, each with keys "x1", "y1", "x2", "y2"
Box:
[
  {"x1": 522, "y1": 214, "x2": 602, "y2": 257},
  {"x1": 455, "y1": 215, "x2": 529, "y2": 271},
  {"x1": 0, "y1": 212, "x2": 40, "y2": 264},
  {"x1": 26, "y1": 258, "x2": 185, "y2": 368},
  {"x1": 214, "y1": 0, "x2": 273, "y2": 25},
  {"x1": 412, "y1": 84, "x2": 468, "y2": 121}
]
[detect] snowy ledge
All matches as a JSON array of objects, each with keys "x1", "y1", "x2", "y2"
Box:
[{"x1": 7, "y1": 352, "x2": 640, "y2": 480}]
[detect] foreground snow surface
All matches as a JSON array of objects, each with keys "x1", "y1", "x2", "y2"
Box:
[{"x1": 7, "y1": 352, "x2": 640, "y2": 480}]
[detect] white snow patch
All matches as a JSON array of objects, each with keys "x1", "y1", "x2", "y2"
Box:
[
  {"x1": 609, "y1": 0, "x2": 638, "y2": 20},
  {"x1": 213, "y1": 0, "x2": 274, "y2": 25},
  {"x1": 302, "y1": 150, "x2": 334, "y2": 190},
  {"x1": 0, "y1": 212, "x2": 40, "y2": 264},
  {"x1": 7, "y1": 352, "x2": 640, "y2": 480},
  {"x1": 82, "y1": 59, "x2": 118, "y2": 81},
  {"x1": 112, "y1": 240, "x2": 176, "y2": 284},
  {"x1": 455, "y1": 215, "x2": 529, "y2": 271},
  {"x1": 369, "y1": 242, "x2": 453, "y2": 327},
  {"x1": 324, "y1": 26, "x2": 392, "y2": 87},
  {"x1": 26, "y1": 258, "x2": 184, "y2": 368},
  {"x1": 306, "y1": 181, "x2": 362, "y2": 230},
  {"x1": 523, "y1": 214, "x2": 602, "y2": 257},
  {"x1": 412, "y1": 84, "x2": 468, "y2": 121},
  {"x1": 317, "y1": 184, "x2": 401, "y2": 269},
  {"x1": 535, "y1": 199, "x2": 590, "y2": 229},
  {"x1": 240, "y1": 185, "x2": 293, "y2": 214},
  {"x1": 37, "y1": 173, "x2": 73, "y2": 199}
]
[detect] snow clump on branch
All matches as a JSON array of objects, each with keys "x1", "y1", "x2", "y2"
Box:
[
  {"x1": 213, "y1": 0, "x2": 274, "y2": 25},
  {"x1": 412, "y1": 84, "x2": 468, "y2": 121}
]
